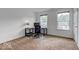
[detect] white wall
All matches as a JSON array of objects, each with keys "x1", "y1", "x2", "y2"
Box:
[
  {"x1": 0, "y1": 8, "x2": 35, "y2": 43},
  {"x1": 78, "y1": 8, "x2": 79, "y2": 47},
  {"x1": 73, "y1": 8, "x2": 78, "y2": 45},
  {"x1": 35, "y1": 8, "x2": 74, "y2": 38},
  {"x1": 73, "y1": 8, "x2": 79, "y2": 48}
]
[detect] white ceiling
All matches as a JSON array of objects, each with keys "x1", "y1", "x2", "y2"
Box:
[
  {"x1": 0, "y1": 8, "x2": 50, "y2": 18},
  {"x1": 21, "y1": 8, "x2": 49, "y2": 12}
]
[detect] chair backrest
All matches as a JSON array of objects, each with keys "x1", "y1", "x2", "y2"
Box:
[{"x1": 34, "y1": 23, "x2": 41, "y2": 33}]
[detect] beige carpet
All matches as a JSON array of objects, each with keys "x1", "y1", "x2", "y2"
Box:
[{"x1": 0, "y1": 36, "x2": 78, "y2": 50}]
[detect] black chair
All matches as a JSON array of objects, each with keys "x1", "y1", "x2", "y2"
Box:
[{"x1": 34, "y1": 23, "x2": 41, "y2": 38}]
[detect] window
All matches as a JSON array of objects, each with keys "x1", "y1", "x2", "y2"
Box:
[
  {"x1": 57, "y1": 12, "x2": 70, "y2": 30},
  {"x1": 40, "y1": 15, "x2": 48, "y2": 28}
]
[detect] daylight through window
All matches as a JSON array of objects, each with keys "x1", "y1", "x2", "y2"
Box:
[
  {"x1": 40, "y1": 15, "x2": 48, "y2": 28},
  {"x1": 57, "y1": 12, "x2": 70, "y2": 30}
]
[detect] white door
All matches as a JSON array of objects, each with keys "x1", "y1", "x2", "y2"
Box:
[{"x1": 74, "y1": 8, "x2": 78, "y2": 44}]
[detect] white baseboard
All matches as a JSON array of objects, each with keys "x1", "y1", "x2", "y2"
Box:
[{"x1": 0, "y1": 35, "x2": 24, "y2": 44}]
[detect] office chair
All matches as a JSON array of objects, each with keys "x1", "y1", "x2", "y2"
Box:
[{"x1": 34, "y1": 23, "x2": 41, "y2": 38}]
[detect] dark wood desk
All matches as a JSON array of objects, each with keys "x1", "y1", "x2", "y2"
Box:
[{"x1": 25, "y1": 28, "x2": 47, "y2": 36}]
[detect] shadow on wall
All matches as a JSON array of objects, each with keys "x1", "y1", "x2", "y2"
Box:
[
  {"x1": 18, "y1": 28, "x2": 25, "y2": 37},
  {"x1": 19, "y1": 23, "x2": 25, "y2": 28}
]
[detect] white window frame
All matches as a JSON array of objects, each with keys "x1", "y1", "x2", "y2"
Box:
[
  {"x1": 57, "y1": 11, "x2": 70, "y2": 30},
  {"x1": 40, "y1": 14, "x2": 48, "y2": 28}
]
